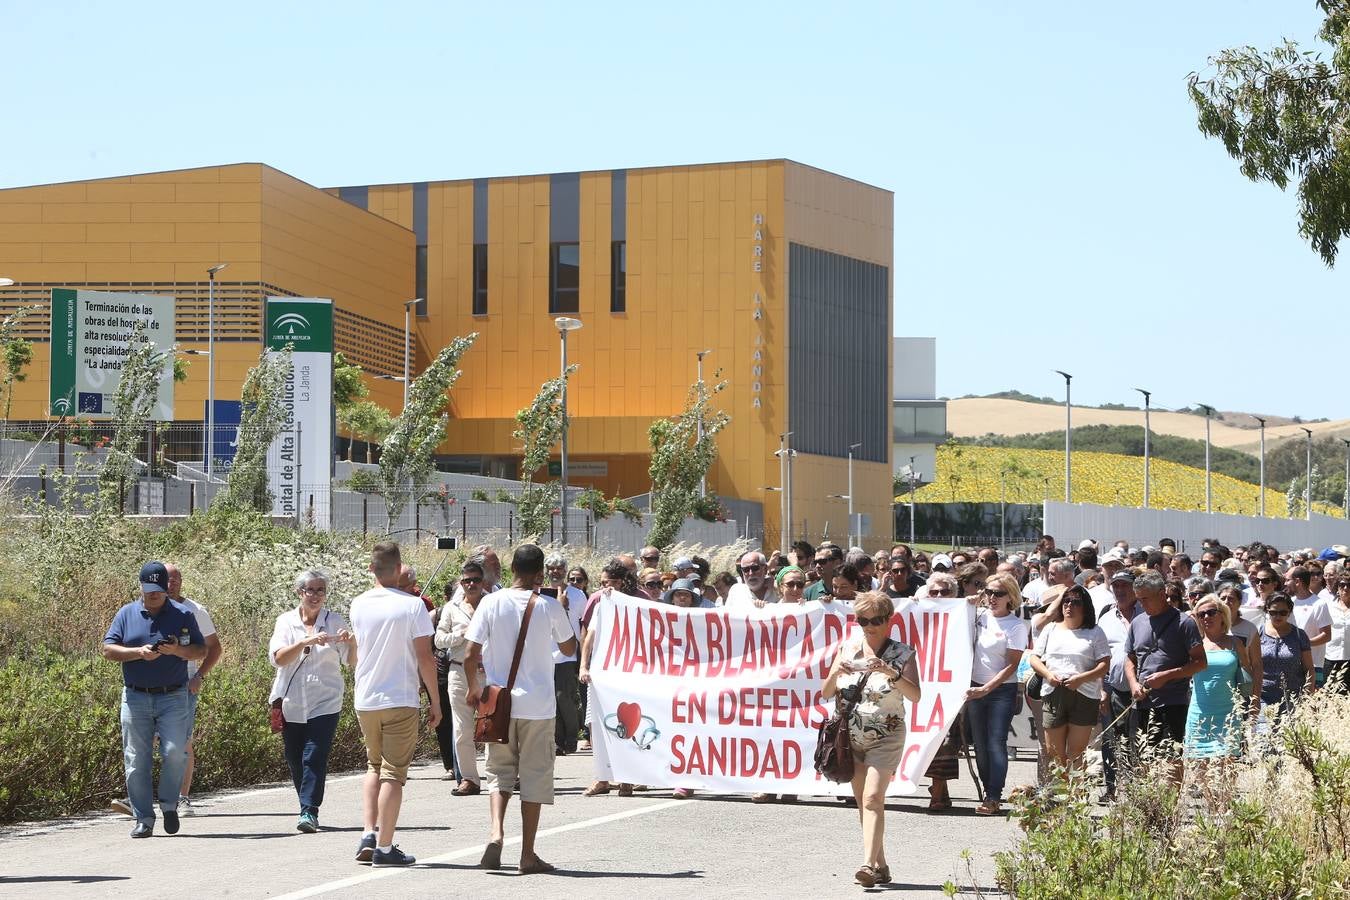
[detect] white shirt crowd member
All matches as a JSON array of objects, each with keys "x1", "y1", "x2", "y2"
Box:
[
  {"x1": 466, "y1": 588, "x2": 574, "y2": 719},
  {"x1": 268, "y1": 607, "x2": 351, "y2": 722},
  {"x1": 350, "y1": 585, "x2": 435, "y2": 711},
  {"x1": 551, "y1": 585, "x2": 587, "y2": 664}
]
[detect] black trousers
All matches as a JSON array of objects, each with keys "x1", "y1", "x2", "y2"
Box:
[
  {"x1": 554, "y1": 661, "x2": 581, "y2": 753},
  {"x1": 434, "y1": 666, "x2": 459, "y2": 778}
]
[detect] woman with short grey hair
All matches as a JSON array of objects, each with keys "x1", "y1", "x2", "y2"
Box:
[{"x1": 269, "y1": 569, "x2": 353, "y2": 833}]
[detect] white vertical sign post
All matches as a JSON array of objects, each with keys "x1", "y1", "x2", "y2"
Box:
[{"x1": 264, "y1": 298, "x2": 333, "y2": 529}]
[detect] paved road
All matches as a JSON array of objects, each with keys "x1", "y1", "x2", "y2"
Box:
[{"x1": 0, "y1": 752, "x2": 1032, "y2": 899}]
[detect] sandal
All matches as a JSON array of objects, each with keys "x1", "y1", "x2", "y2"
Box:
[
  {"x1": 582, "y1": 781, "x2": 611, "y2": 797},
  {"x1": 874, "y1": 865, "x2": 892, "y2": 885},
  {"x1": 452, "y1": 781, "x2": 481, "y2": 796},
  {"x1": 518, "y1": 854, "x2": 556, "y2": 875},
  {"x1": 479, "y1": 840, "x2": 503, "y2": 870},
  {"x1": 927, "y1": 797, "x2": 953, "y2": 812},
  {"x1": 855, "y1": 864, "x2": 880, "y2": 888},
  {"x1": 975, "y1": 800, "x2": 1001, "y2": 816},
  {"x1": 617, "y1": 783, "x2": 634, "y2": 797}
]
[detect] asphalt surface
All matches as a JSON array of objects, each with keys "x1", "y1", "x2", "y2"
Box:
[{"x1": 0, "y1": 751, "x2": 1033, "y2": 899}]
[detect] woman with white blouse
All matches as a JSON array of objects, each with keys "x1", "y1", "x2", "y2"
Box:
[
  {"x1": 269, "y1": 569, "x2": 353, "y2": 834},
  {"x1": 966, "y1": 573, "x2": 1028, "y2": 815},
  {"x1": 1026, "y1": 584, "x2": 1110, "y2": 773}
]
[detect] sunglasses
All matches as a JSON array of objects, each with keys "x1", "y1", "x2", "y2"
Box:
[
  {"x1": 1267, "y1": 608, "x2": 1292, "y2": 617},
  {"x1": 1257, "y1": 576, "x2": 1278, "y2": 584},
  {"x1": 782, "y1": 580, "x2": 806, "y2": 588},
  {"x1": 567, "y1": 576, "x2": 586, "y2": 584},
  {"x1": 1061, "y1": 598, "x2": 1085, "y2": 608},
  {"x1": 856, "y1": 615, "x2": 889, "y2": 627},
  {"x1": 982, "y1": 588, "x2": 1009, "y2": 598},
  {"x1": 1187, "y1": 590, "x2": 1207, "y2": 598},
  {"x1": 928, "y1": 587, "x2": 954, "y2": 597},
  {"x1": 641, "y1": 556, "x2": 660, "y2": 563},
  {"x1": 1195, "y1": 608, "x2": 1221, "y2": 619},
  {"x1": 742, "y1": 563, "x2": 765, "y2": 572},
  {"x1": 890, "y1": 567, "x2": 908, "y2": 575},
  {"x1": 643, "y1": 580, "x2": 662, "y2": 588},
  {"x1": 460, "y1": 576, "x2": 483, "y2": 585}
]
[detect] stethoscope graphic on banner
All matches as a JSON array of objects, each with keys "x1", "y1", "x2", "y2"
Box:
[{"x1": 603, "y1": 702, "x2": 661, "y2": 750}]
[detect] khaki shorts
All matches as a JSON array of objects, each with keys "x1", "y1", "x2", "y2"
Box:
[
  {"x1": 850, "y1": 728, "x2": 905, "y2": 774},
  {"x1": 1043, "y1": 687, "x2": 1099, "y2": 729},
  {"x1": 356, "y1": 707, "x2": 420, "y2": 784},
  {"x1": 485, "y1": 718, "x2": 556, "y2": 804}
]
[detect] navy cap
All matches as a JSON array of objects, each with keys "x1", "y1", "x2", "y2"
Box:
[{"x1": 139, "y1": 561, "x2": 170, "y2": 594}]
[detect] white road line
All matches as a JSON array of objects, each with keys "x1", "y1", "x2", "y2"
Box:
[{"x1": 270, "y1": 798, "x2": 685, "y2": 900}]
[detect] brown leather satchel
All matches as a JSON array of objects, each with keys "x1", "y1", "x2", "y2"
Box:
[{"x1": 474, "y1": 593, "x2": 537, "y2": 744}]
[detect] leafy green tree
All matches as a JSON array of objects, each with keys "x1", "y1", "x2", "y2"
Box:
[
  {"x1": 512, "y1": 365, "x2": 577, "y2": 539},
  {"x1": 1189, "y1": 4, "x2": 1350, "y2": 265},
  {"x1": 332, "y1": 352, "x2": 367, "y2": 408},
  {"x1": 99, "y1": 321, "x2": 173, "y2": 513},
  {"x1": 378, "y1": 334, "x2": 477, "y2": 532},
  {"x1": 218, "y1": 346, "x2": 294, "y2": 514},
  {"x1": 646, "y1": 378, "x2": 729, "y2": 549},
  {"x1": 338, "y1": 399, "x2": 394, "y2": 463},
  {"x1": 0, "y1": 306, "x2": 35, "y2": 421}
]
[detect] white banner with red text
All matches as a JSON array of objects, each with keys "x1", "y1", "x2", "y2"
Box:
[{"x1": 588, "y1": 593, "x2": 972, "y2": 795}]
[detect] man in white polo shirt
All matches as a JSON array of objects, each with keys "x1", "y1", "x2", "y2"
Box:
[
  {"x1": 465, "y1": 544, "x2": 577, "y2": 875},
  {"x1": 350, "y1": 541, "x2": 441, "y2": 868}
]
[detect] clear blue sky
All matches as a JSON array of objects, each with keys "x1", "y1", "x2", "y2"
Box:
[{"x1": 4, "y1": 2, "x2": 1343, "y2": 417}]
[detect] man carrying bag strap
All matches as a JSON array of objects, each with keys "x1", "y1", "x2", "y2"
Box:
[
  {"x1": 473, "y1": 594, "x2": 536, "y2": 743},
  {"x1": 464, "y1": 545, "x2": 578, "y2": 876}
]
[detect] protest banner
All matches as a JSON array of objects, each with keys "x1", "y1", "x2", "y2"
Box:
[{"x1": 588, "y1": 593, "x2": 973, "y2": 795}]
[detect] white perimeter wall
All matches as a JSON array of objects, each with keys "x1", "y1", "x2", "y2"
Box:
[{"x1": 1044, "y1": 500, "x2": 1350, "y2": 554}]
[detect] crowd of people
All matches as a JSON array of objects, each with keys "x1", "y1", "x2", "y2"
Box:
[{"x1": 100, "y1": 532, "x2": 1350, "y2": 886}]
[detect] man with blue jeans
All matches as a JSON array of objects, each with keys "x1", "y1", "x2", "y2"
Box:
[
  {"x1": 102, "y1": 561, "x2": 206, "y2": 838},
  {"x1": 1096, "y1": 569, "x2": 1141, "y2": 801}
]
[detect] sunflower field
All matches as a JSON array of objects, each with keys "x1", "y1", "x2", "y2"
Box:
[{"x1": 908, "y1": 444, "x2": 1344, "y2": 519}]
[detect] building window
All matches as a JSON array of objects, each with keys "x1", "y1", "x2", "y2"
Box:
[
  {"x1": 610, "y1": 241, "x2": 626, "y2": 313},
  {"x1": 473, "y1": 243, "x2": 488, "y2": 315},
  {"x1": 415, "y1": 246, "x2": 428, "y2": 316},
  {"x1": 549, "y1": 242, "x2": 580, "y2": 313}
]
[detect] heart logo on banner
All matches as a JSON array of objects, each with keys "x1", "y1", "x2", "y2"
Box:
[{"x1": 617, "y1": 702, "x2": 642, "y2": 738}]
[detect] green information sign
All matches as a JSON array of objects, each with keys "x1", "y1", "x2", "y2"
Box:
[
  {"x1": 48, "y1": 288, "x2": 176, "y2": 419},
  {"x1": 265, "y1": 298, "x2": 334, "y2": 353}
]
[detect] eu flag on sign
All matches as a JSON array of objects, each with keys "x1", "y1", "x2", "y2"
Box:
[{"x1": 77, "y1": 392, "x2": 103, "y2": 413}]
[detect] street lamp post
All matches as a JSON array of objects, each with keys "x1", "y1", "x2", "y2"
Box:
[
  {"x1": 206, "y1": 264, "x2": 227, "y2": 480},
  {"x1": 1198, "y1": 404, "x2": 1215, "y2": 514},
  {"x1": 696, "y1": 349, "x2": 712, "y2": 498},
  {"x1": 846, "y1": 441, "x2": 861, "y2": 547},
  {"x1": 401, "y1": 299, "x2": 421, "y2": 411},
  {"x1": 555, "y1": 317, "x2": 583, "y2": 545},
  {"x1": 1054, "y1": 371, "x2": 1072, "y2": 502},
  {"x1": 1134, "y1": 388, "x2": 1151, "y2": 508},
  {"x1": 1253, "y1": 415, "x2": 1267, "y2": 517},
  {"x1": 775, "y1": 433, "x2": 795, "y2": 554},
  {"x1": 1302, "y1": 426, "x2": 1314, "y2": 521},
  {"x1": 909, "y1": 454, "x2": 917, "y2": 545}
]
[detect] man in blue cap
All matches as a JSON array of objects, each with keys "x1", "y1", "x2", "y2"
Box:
[{"x1": 102, "y1": 561, "x2": 206, "y2": 838}]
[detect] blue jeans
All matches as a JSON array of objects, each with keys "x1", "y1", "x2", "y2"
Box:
[
  {"x1": 120, "y1": 687, "x2": 190, "y2": 825},
  {"x1": 966, "y1": 682, "x2": 1017, "y2": 803},
  {"x1": 282, "y1": 713, "x2": 340, "y2": 814}
]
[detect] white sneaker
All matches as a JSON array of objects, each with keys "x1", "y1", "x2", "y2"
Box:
[
  {"x1": 110, "y1": 798, "x2": 133, "y2": 817},
  {"x1": 178, "y1": 796, "x2": 196, "y2": 817}
]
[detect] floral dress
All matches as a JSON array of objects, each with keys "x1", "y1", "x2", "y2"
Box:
[{"x1": 837, "y1": 638, "x2": 918, "y2": 767}]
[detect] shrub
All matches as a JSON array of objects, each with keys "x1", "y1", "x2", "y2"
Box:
[
  {"x1": 992, "y1": 693, "x2": 1350, "y2": 898},
  {"x1": 342, "y1": 470, "x2": 382, "y2": 494}
]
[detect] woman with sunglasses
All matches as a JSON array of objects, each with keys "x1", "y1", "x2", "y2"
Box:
[
  {"x1": 966, "y1": 573, "x2": 1027, "y2": 815},
  {"x1": 566, "y1": 567, "x2": 590, "y2": 597},
  {"x1": 579, "y1": 561, "x2": 638, "y2": 797},
  {"x1": 1184, "y1": 595, "x2": 1256, "y2": 777},
  {"x1": 1248, "y1": 566, "x2": 1281, "y2": 608},
  {"x1": 1026, "y1": 584, "x2": 1110, "y2": 773},
  {"x1": 1218, "y1": 583, "x2": 1263, "y2": 708},
  {"x1": 433, "y1": 560, "x2": 488, "y2": 796},
  {"x1": 637, "y1": 567, "x2": 664, "y2": 602},
  {"x1": 268, "y1": 570, "x2": 354, "y2": 832},
  {"x1": 777, "y1": 566, "x2": 807, "y2": 604},
  {"x1": 1259, "y1": 593, "x2": 1317, "y2": 719},
  {"x1": 822, "y1": 591, "x2": 921, "y2": 888}
]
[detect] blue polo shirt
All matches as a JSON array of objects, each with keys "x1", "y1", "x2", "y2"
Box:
[{"x1": 104, "y1": 597, "x2": 205, "y2": 690}]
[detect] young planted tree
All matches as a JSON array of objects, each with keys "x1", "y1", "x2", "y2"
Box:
[
  {"x1": 98, "y1": 321, "x2": 173, "y2": 514},
  {"x1": 218, "y1": 345, "x2": 294, "y2": 513},
  {"x1": 0, "y1": 306, "x2": 35, "y2": 421},
  {"x1": 513, "y1": 364, "x2": 578, "y2": 539},
  {"x1": 1189, "y1": 5, "x2": 1350, "y2": 265},
  {"x1": 338, "y1": 399, "x2": 394, "y2": 463},
  {"x1": 646, "y1": 378, "x2": 729, "y2": 549},
  {"x1": 378, "y1": 334, "x2": 477, "y2": 532}
]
